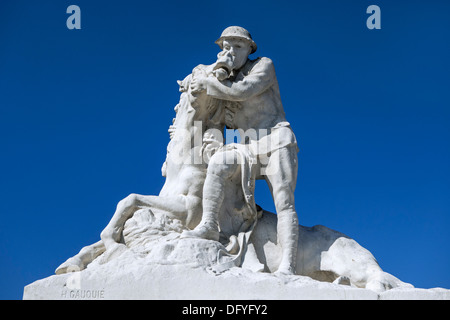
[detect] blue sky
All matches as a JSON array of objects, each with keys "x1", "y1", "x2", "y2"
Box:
[{"x1": 1, "y1": 0, "x2": 449, "y2": 299}]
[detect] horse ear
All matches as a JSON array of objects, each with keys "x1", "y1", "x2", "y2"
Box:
[
  {"x1": 178, "y1": 74, "x2": 193, "y2": 92},
  {"x1": 177, "y1": 80, "x2": 187, "y2": 92}
]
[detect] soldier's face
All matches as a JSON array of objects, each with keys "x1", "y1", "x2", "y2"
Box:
[{"x1": 221, "y1": 39, "x2": 252, "y2": 70}]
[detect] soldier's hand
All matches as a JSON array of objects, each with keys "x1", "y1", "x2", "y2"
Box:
[{"x1": 190, "y1": 76, "x2": 208, "y2": 93}]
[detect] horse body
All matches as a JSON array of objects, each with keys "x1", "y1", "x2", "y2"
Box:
[
  {"x1": 55, "y1": 65, "x2": 218, "y2": 274},
  {"x1": 53, "y1": 64, "x2": 411, "y2": 293}
]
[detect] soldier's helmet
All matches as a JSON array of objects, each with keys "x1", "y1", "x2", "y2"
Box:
[{"x1": 215, "y1": 26, "x2": 257, "y2": 54}]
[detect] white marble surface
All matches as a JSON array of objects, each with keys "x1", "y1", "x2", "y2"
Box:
[{"x1": 24, "y1": 26, "x2": 449, "y2": 300}]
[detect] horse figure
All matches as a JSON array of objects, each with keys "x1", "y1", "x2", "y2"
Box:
[
  {"x1": 55, "y1": 65, "x2": 222, "y2": 274},
  {"x1": 54, "y1": 65, "x2": 413, "y2": 294}
]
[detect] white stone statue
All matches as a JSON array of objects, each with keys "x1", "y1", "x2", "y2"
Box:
[
  {"x1": 180, "y1": 26, "x2": 299, "y2": 276},
  {"x1": 55, "y1": 63, "x2": 223, "y2": 272},
  {"x1": 35, "y1": 26, "x2": 431, "y2": 299}
]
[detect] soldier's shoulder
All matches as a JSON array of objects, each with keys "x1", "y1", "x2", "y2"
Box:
[
  {"x1": 253, "y1": 56, "x2": 274, "y2": 66},
  {"x1": 248, "y1": 57, "x2": 275, "y2": 74}
]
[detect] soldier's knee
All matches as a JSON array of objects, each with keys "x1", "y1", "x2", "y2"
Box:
[
  {"x1": 207, "y1": 151, "x2": 239, "y2": 178},
  {"x1": 207, "y1": 162, "x2": 238, "y2": 179}
]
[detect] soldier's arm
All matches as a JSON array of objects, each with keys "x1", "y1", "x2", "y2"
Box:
[{"x1": 206, "y1": 57, "x2": 275, "y2": 101}]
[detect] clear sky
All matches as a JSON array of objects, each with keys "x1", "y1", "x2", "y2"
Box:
[{"x1": 1, "y1": 0, "x2": 449, "y2": 299}]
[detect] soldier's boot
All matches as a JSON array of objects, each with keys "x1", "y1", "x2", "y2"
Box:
[
  {"x1": 275, "y1": 212, "x2": 299, "y2": 275},
  {"x1": 181, "y1": 174, "x2": 224, "y2": 241}
]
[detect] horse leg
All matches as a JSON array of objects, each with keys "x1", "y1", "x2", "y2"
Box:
[
  {"x1": 55, "y1": 240, "x2": 105, "y2": 274},
  {"x1": 100, "y1": 193, "x2": 188, "y2": 250}
]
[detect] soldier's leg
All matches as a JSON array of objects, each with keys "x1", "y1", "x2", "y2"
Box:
[
  {"x1": 264, "y1": 146, "x2": 299, "y2": 275},
  {"x1": 181, "y1": 149, "x2": 240, "y2": 240}
]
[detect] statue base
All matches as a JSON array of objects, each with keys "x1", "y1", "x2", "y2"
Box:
[
  {"x1": 23, "y1": 263, "x2": 450, "y2": 300},
  {"x1": 23, "y1": 211, "x2": 450, "y2": 300}
]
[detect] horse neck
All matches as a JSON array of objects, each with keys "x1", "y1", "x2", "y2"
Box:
[
  {"x1": 166, "y1": 91, "x2": 209, "y2": 166},
  {"x1": 174, "y1": 92, "x2": 208, "y2": 135}
]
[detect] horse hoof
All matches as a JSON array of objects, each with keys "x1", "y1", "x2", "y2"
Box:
[{"x1": 55, "y1": 257, "x2": 84, "y2": 275}]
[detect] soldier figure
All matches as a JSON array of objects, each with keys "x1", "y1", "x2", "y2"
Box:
[{"x1": 182, "y1": 26, "x2": 300, "y2": 275}]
